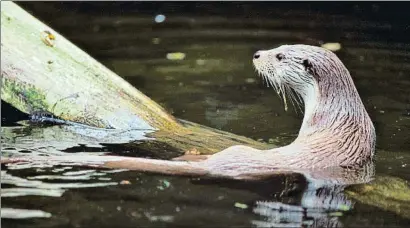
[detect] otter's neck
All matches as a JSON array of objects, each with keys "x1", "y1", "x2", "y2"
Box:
[
  {"x1": 299, "y1": 65, "x2": 367, "y2": 133},
  {"x1": 295, "y1": 65, "x2": 375, "y2": 165}
]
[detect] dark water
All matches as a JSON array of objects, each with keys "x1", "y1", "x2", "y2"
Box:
[{"x1": 2, "y1": 2, "x2": 410, "y2": 227}]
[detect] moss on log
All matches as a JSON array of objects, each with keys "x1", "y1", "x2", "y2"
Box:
[{"x1": 345, "y1": 176, "x2": 410, "y2": 219}]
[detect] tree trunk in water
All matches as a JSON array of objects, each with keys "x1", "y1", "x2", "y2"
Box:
[{"x1": 1, "y1": 1, "x2": 270, "y2": 159}]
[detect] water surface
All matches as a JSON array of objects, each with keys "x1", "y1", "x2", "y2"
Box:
[{"x1": 2, "y1": 2, "x2": 410, "y2": 227}]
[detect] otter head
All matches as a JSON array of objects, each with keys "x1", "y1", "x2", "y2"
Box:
[
  {"x1": 252, "y1": 44, "x2": 362, "y2": 117},
  {"x1": 253, "y1": 44, "x2": 348, "y2": 99}
]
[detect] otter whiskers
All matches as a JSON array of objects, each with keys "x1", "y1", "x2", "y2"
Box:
[{"x1": 255, "y1": 68, "x2": 302, "y2": 114}]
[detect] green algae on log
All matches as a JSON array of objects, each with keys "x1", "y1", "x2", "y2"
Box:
[
  {"x1": 345, "y1": 176, "x2": 410, "y2": 219},
  {"x1": 1, "y1": 79, "x2": 50, "y2": 114},
  {"x1": 0, "y1": 1, "x2": 268, "y2": 155}
]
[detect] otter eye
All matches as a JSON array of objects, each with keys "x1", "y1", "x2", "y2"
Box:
[
  {"x1": 276, "y1": 53, "x2": 285, "y2": 61},
  {"x1": 302, "y1": 59, "x2": 312, "y2": 70}
]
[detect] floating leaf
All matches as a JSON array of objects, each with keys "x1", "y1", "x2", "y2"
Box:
[
  {"x1": 234, "y1": 202, "x2": 248, "y2": 209},
  {"x1": 155, "y1": 14, "x2": 166, "y2": 23},
  {"x1": 120, "y1": 180, "x2": 131, "y2": 185},
  {"x1": 166, "y1": 52, "x2": 186, "y2": 61},
  {"x1": 321, "y1": 42, "x2": 341, "y2": 51},
  {"x1": 157, "y1": 179, "x2": 171, "y2": 190}
]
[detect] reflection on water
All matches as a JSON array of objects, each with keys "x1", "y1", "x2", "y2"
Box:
[
  {"x1": 1, "y1": 123, "x2": 153, "y2": 153},
  {"x1": 1, "y1": 170, "x2": 118, "y2": 197},
  {"x1": 2, "y1": 2, "x2": 410, "y2": 228},
  {"x1": 1, "y1": 208, "x2": 52, "y2": 219}
]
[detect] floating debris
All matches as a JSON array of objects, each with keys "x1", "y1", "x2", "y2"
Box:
[
  {"x1": 321, "y1": 42, "x2": 341, "y2": 52},
  {"x1": 166, "y1": 52, "x2": 186, "y2": 61},
  {"x1": 120, "y1": 180, "x2": 131, "y2": 185},
  {"x1": 157, "y1": 179, "x2": 171, "y2": 190},
  {"x1": 234, "y1": 202, "x2": 248, "y2": 209},
  {"x1": 155, "y1": 14, "x2": 166, "y2": 23}
]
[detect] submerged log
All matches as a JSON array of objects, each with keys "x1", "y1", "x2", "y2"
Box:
[
  {"x1": 0, "y1": 1, "x2": 269, "y2": 155},
  {"x1": 345, "y1": 175, "x2": 410, "y2": 219}
]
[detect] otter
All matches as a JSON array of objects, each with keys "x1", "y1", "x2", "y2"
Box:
[
  {"x1": 197, "y1": 44, "x2": 376, "y2": 178},
  {"x1": 3, "y1": 45, "x2": 376, "y2": 180}
]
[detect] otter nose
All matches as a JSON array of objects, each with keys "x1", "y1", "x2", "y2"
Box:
[{"x1": 253, "y1": 51, "x2": 261, "y2": 59}]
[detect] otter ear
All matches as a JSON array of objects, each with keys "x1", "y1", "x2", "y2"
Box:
[
  {"x1": 302, "y1": 58, "x2": 320, "y2": 81},
  {"x1": 302, "y1": 58, "x2": 313, "y2": 71}
]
